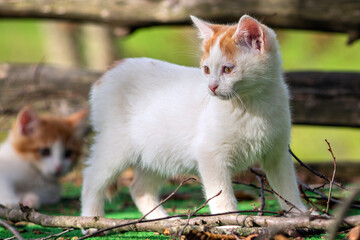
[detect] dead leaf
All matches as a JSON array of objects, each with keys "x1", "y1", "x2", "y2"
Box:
[
  {"x1": 346, "y1": 226, "x2": 360, "y2": 240},
  {"x1": 32, "y1": 229, "x2": 43, "y2": 234},
  {"x1": 184, "y1": 230, "x2": 237, "y2": 240},
  {"x1": 244, "y1": 234, "x2": 258, "y2": 240},
  {"x1": 273, "y1": 234, "x2": 290, "y2": 240},
  {"x1": 163, "y1": 228, "x2": 171, "y2": 236}
]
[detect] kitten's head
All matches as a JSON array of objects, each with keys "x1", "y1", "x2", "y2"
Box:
[
  {"x1": 11, "y1": 106, "x2": 88, "y2": 179},
  {"x1": 191, "y1": 15, "x2": 281, "y2": 99}
]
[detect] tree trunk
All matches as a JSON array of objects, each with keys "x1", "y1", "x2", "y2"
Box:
[{"x1": 0, "y1": 0, "x2": 359, "y2": 41}]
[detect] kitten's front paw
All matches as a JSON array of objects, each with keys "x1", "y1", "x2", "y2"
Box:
[
  {"x1": 21, "y1": 192, "x2": 40, "y2": 209},
  {"x1": 82, "y1": 228, "x2": 111, "y2": 236},
  {"x1": 82, "y1": 228, "x2": 99, "y2": 236}
]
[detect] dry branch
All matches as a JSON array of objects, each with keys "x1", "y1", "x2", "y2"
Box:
[
  {"x1": 0, "y1": 0, "x2": 360, "y2": 40},
  {"x1": 1, "y1": 205, "x2": 360, "y2": 236},
  {"x1": 1, "y1": 63, "x2": 359, "y2": 127},
  {"x1": 0, "y1": 219, "x2": 24, "y2": 240}
]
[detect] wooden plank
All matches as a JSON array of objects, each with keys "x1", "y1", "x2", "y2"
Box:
[
  {"x1": 0, "y1": 0, "x2": 360, "y2": 41},
  {"x1": 0, "y1": 63, "x2": 359, "y2": 127},
  {"x1": 287, "y1": 72, "x2": 360, "y2": 127}
]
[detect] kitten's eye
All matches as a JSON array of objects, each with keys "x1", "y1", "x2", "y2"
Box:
[
  {"x1": 203, "y1": 65, "x2": 210, "y2": 75},
  {"x1": 64, "y1": 149, "x2": 73, "y2": 158},
  {"x1": 223, "y1": 65, "x2": 234, "y2": 74},
  {"x1": 39, "y1": 147, "x2": 51, "y2": 157}
]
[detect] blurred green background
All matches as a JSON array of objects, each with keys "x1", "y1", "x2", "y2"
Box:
[{"x1": 0, "y1": 19, "x2": 359, "y2": 162}]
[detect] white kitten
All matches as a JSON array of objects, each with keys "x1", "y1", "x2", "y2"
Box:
[
  {"x1": 81, "y1": 15, "x2": 307, "y2": 220},
  {"x1": 0, "y1": 107, "x2": 87, "y2": 209}
]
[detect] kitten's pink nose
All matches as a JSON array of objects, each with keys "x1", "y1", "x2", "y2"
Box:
[
  {"x1": 209, "y1": 84, "x2": 218, "y2": 93},
  {"x1": 55, "y1": 165, "x2": 62, "y2": 175}
]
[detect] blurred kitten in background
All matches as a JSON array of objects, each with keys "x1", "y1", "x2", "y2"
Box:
[{"x1": 0, "y1": 106, "x2": 87, "y2": 209}]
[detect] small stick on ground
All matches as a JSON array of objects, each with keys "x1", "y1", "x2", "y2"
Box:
[
  {"x1": 262, "y1": 178, "x2": 303, "y2": 213},
  {"x1": 327, "y1": 187, "x2": 360, "y2": 240},
  {"x1": 298, "y1": 180, "x2": 360, "y2": 209},
  {"x1": 40, "y1": 228, "x2": 75, "y2": 240},
  {"x1": 178, "y1": 190, "x2": 222, "y2": 238},
  {"x1": 256, "y1": 176, "x2": 266, "y2": 216},
  {"x1": 288, "y1": 146, "x2": 349, "y2": 191},
  {"x1": 0, "y1": 219, "x2": 25, "y2": 240},
  {"x1": 232, "y1": 180, "x2": 272, "y2": 194},
  {"x1": 80, "y1": 177, "x2": 196, "y2": 240},
  {"x1": 299, "y1": 184, "x2": 324, "y2": 214},
  {"x1": 325, "y1": 139, "x2": 337, "y2": 214}
]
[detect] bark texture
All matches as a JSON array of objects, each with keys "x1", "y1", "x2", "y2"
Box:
[
  {"x1": 1, "y1": 63, "x2": 359, "y2": 127},
  {"x1": 0, "y1": 0, "x2": 360, "y2": 38}
]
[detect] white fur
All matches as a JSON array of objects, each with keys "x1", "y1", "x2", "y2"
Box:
[
  {"x1": 0, "y1": 136, "x2": 66, "y2": 208},
  {"x1": 81, "y1": 17, "x2": 307, "y2": 219}
]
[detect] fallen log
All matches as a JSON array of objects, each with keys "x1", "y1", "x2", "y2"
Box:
[
  {"x1": 0, "y1": 63, "x2": 359, "y2": 127},
  {"x1": 0, "y1": 0, "x2": 360, "y2": 43},
  {"x1": 0, "y1": 205, "x2": 360, "y2": 235}
]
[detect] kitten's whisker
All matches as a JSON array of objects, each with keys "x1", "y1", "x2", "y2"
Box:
[{"x1": 230, "y1": 90, "x2": 247, "y2": 112}]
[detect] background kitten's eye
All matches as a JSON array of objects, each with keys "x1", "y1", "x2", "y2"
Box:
[
  {"x1": 223, "y1": 66, "x2": 234, "y2": 74},
  {"x1": 203, "y1": 65, "x2": 210, "y2": 74},
  {"x1": 39, "y1": 147, "x2": 51, "y2": 157},
  {"x1": 64, "y1": 149, "x2": 73, "y2": 158}
]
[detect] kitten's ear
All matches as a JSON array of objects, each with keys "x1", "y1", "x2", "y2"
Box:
[
  {"x1": 191, "y1": 15, "x2": 215, "y2": 41},
  {"x1": 233, "y1": 15, "x2": 265, "y2": 53},
  {"x1": 65, "y1": 109, "x2": 88, "y2": 137},
  {"x1": 65, "y1": 109, "x2": 88, "y2": 128},
  {"x1": 16, "y1": 106, "x2": 39, "y2": 136}
]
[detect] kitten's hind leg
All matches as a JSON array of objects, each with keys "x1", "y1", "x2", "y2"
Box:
[
  {"x1": 81, "y1": 138, "x2": 129, "y2": 218},
  {"x1": 130, "y1": 167, "x2": 168, "y2": 219},
  {"x1": 260, "y1": 151, "x2": 308, "y2": 214}
]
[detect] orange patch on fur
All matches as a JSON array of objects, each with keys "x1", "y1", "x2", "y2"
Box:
[
  {"x1": 201, "y1": 25, "x2": 239, "y2": 63},
  {"x1": 12, "y1": 115, "x2": 83, "y2": 163}
]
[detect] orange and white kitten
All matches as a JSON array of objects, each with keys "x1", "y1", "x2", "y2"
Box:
[
  {"x1": 81, "y1": 15, "x2": 308, "y2": 220},
  {"x1": 0, "y1": 107, "x2": 87, "y2": 209}
]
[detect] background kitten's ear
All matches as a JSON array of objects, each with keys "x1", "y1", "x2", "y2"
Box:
[
  {"x1": 65, "y1": 109, "x2": 88, "y2": 137},
  {"x1": 190, "y1": 15, "x2": 215, "y2": 41},
  {"x1": 234, "y1": 15, "x2": 265, "y2": 53},
  {"x1": 16, "y1": 106, "x2": 39, "y2": 136}
]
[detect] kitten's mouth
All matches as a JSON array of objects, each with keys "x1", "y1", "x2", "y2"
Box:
[
  {"x1": 210, "y1": 91, "x2": 234, "y2": 101},
  {"x1": 216, "y1": 94, "x2": 233, "y2": 101}
]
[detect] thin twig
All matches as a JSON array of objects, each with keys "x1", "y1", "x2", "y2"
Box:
[
  {"x1": 4, "y1": 236, "x2": 16, "y2": 240},
  {"x1": 140, "y1": 177, "x2": 196, "y2": 221},
  {"x1": 299, "y1": 184, "x2": 324, "y2": 214},
  {"x1": 249, "y1": 168, "x2": 303, "y2": 213},
  {"x1": 256, "y1": 176, "x2": 266, "y2": 216},
  {"x1": 262, "y1": 178, "x2": 303, "y2": 213},
  {"x1": 298, "y1": 180, "x2": 360, "y2": 209},
  {"x1": 288, "y1": 146, "x2": 349, "y2": 191},
  {"x1": 327, "y1": 187, "x2": 360, "y2": 240},
  {"x1": 0, "y1": 219, "x2": 25, "y2": 240},
  {"x1": 39, "y1": 228, "x2": 75, "y2": 240},
  {"x1": 79, "y1": 177, "x2": 196, "y2": 240},
  {"x1": 232, "y1": 180, "x2": 272, "y2": 194},
  {"x1": 178, "y1": 190, "x2": 222, "y2": 238},
  {"x1": 325, "y1": 139, "x2": 337, "y2": 214}
]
